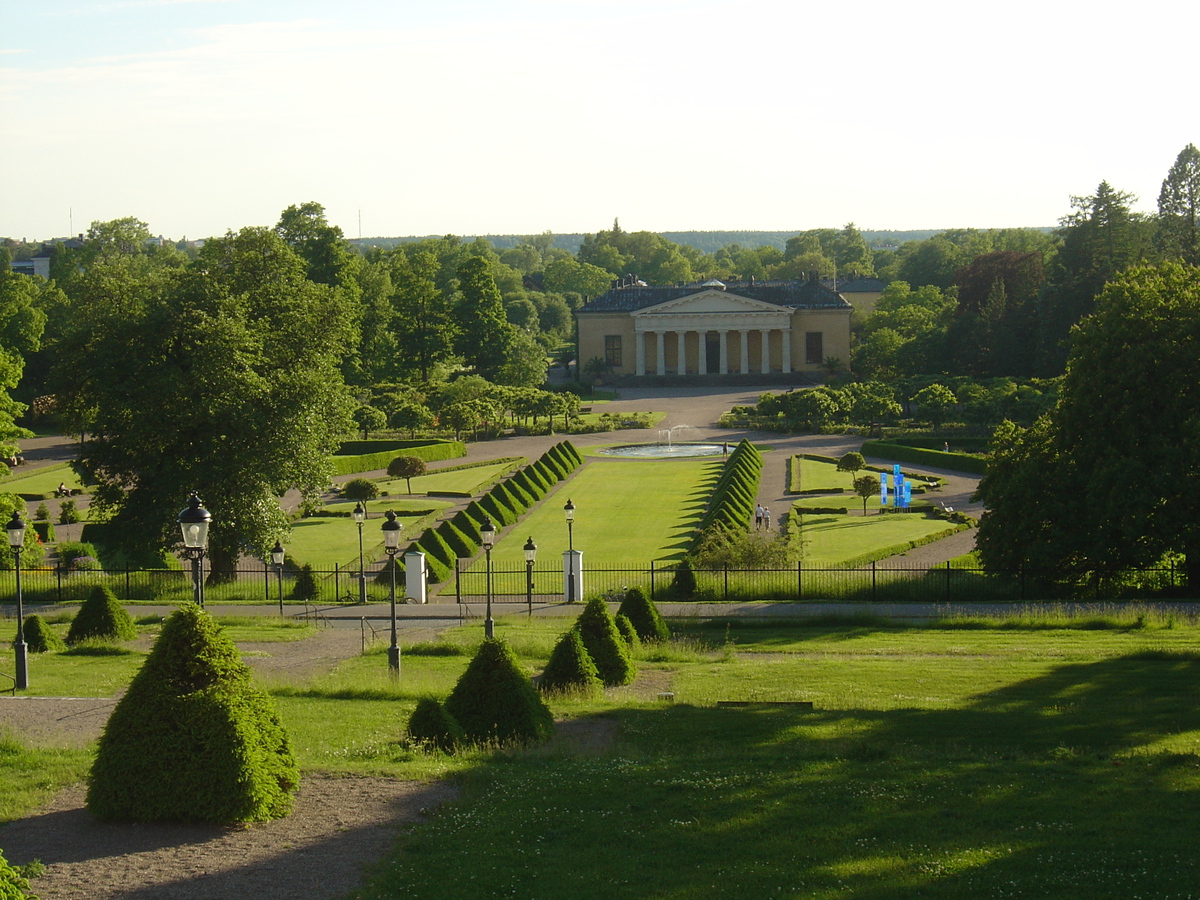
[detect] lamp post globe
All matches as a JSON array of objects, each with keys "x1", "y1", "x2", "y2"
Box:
[
  {"x1": 381, "y1": 510, "x2": 402, "y2": 675},
  {"x1": 480, "y1": 518, "x2": 496, "y2": 638},
  {"x1": 523, "y1": 535, "x2": 536, "y2": 618},
  {"x1": 352, "y1": 501, "x2": 367, "y2": 604},
  {"x1": 270, "y1": 540, "x2": 285, "y2": 616},
  {"x1": 177, "y1": 493, "x2": 211, "y2": 608},
  {"x1": 7, "y1": 511, "x2": 27, "y2": 690},
  {"x1": 563, "y1": 499, "x2": 576, "y2": 604}
]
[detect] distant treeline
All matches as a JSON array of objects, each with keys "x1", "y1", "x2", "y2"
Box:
[{"x1": 352, "y1": 229, "x2": 1052, "y2": 256}]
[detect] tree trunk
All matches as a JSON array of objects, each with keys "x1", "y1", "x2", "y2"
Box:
[{"x1": 206, "y1": 539, "x2": 239, "y2": 585}]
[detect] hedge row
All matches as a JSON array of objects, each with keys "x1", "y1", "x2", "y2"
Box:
[
  {"x1": 381, "y1": 441, "x2": 583, "y2": 585},
  {"x1": 860, "y1": 440, "x2": 987, "y2": 475},
  {"x1": 696, "y1": 440, "x2": 763, "y2": 541},
  {"x1": 331, "y1": 440, "x2": 466, "y2": 477}
]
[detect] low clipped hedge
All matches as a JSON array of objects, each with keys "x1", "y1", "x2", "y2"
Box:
[
  {"x1": 478, "y1": 492, "x2": 517, "y2": 527},
  {"x1": 444, "y1": 638, "x2": 554, "y2": 745},
  {"x1": 538, "y1": 628, "x2": 602, "y2": 696},
  {"x1": 574, "y1": 597, "x2": 635, "y2": 686},
  {"x1": 87, "y1": 604, "x2": 298, "y2": 823},
  {"x1": 331, "y1": 440, "x2": 466, "y2": 477},
  {"x1": 861, "y1": 440, "x2": 987, "y2": 475},
  {"x1": 436, "y1": 520, "x2": 475, "y2": 559},
  {"x1": 66, "y1": 585, "x2": 137, "y2": 645}
]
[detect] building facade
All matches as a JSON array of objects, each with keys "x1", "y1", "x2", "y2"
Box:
[{"x1": 576, "y1": 276, "x2": 852, "y2": 379}]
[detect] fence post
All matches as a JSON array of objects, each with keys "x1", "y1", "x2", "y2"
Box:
[
  {"x1": 264, "y1": 560, "x2": 270, "y2": 603},
  {"x1": 56, "y1": 563, "x2": 62, "y2": 603},
  {"x1": 797, "y1": 560, "x2": 802, "y2": 601},
  {"x1": 650, "y1": 560, "x2": 655, "y2": 601},
  {"x1": 945, "y1": 560, "x2": 951, "y2": 603},
  {"x1": 334, "y1": 563, "x2": 340, "y2": 601},
  {"x1": 125, "y1": 565, "x2": 131, "y2": 601},
  {"x1": 871, "y1": 560, "x2": 877, "y2": 603},
  {"x1": 456, "y1": 558, "x2": 462, "y2": 606},
  {"x1": 723, "y1": 564, "x2": 728, "y2": 602}
]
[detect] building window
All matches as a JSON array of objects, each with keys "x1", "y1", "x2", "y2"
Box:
[
  {"x1": 605, "y1": 335, "x2": 623, "y2": 367},
  {"x1": 805, "y1": 332, "x2": 823, "y2": 366}
]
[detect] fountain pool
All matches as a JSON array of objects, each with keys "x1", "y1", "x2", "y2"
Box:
[{"x1": 597, "y1": 442, "x2": 728, "y2": 459}]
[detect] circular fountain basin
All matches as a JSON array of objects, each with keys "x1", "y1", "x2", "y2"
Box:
[{"x1": 597, "y1": 442, "x2": 727, "y2": 459}]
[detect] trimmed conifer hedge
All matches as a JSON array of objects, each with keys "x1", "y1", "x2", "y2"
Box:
[
  {"x1": 444, "y1": 638, "x2": 554, "y2": 745},
  {"x1": 87, "y1": 604, "x2": 298, "y2": 823},
  {"x1": 574, "y1": 597, "x2": 636, "y2": 686},
  {"x1": 615, "y1": 613, "x2": 641, "y2": 650},
  {"x1": 436, "y1": 520, "x2": 474, "y2": 559},
  {"x1": 23, "y1": 614, "x2": 65, "y2": 653},
  {"x1": 66, "y1": 585, "x2": 138, "y2": 645},
  {"x1": 478, "y1": 492, "x2": 516, "y2": 527},
  {"x1": 538, "y1": 628, "x2": 602, "y2": 696},
  {"x1": 451, "y1": 509, "x2": 483, "y2": 544},
  {"x1": 617, "y1": 586, "x2": 669, "y2": 642},
  {"x1": 406, "y1": 697, "x2": 465, "y2": 753}
]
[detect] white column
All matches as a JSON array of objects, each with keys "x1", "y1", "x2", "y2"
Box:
[
  {"x1": 781, "y1": 328, "x2": 792, "y2": 373},
  {"x1": 719, "y1": 330, "x2": 729, "y2": 374},
  {"x1": 760, "y1": 329, "x2": 771, "y2": 373},
  {"x1": 740, "y1": 330, "x2": 750, "y2": 374},
  {"x1": 698, "y1": 331, "x2": 708, "y2": 375},
  {"x1": 676, "y1": 330, "x2": 687, "y2": 374},
  {"x1": 635, "y1": 331, "x2": 646, "y2": 376},
  {"x1": 656, "y1": 332, "x2": 666, "y2": 376}
]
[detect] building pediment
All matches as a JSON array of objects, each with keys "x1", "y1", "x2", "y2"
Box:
[{"x1": 632, "y1": 289, "x2": 783, "y2": 318}]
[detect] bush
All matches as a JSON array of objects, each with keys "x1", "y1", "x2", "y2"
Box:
[
  {"x1": 450, "y1": 510, "x2": 483, "y2": 545},
  {"x1": 443, "y1": 638, "x2": 554, "y2": 745},
  {"x1": 0, "y1": 848, "x2": 36, "y2": 900},
  {"x1": 86, "y1": 604, "x2": 298, "y2": 823},
  {"x1": 672, "y1": 557, "x2": 698, "y2": 599},
  {"x1": 614, "y1": 613, "x2": 641, "y2": 651},
  {"x1": 406, "y1": 697, "x2": 465, "y2": 753},
  {"x1": 617, "y1": 586, "x2": 669, "y2": 642},
  {"x1": 574, "y1": 597, "x2": 635, "y2": 686},
  {"x1": 66, "y1": 585, "x2": 137, "y2": 645},
  {"x1": 341, "y1": 478, "x2": 379, "y2": 501},
  {"x1": 34, "y1": 502, "x2": 49, "y2": 521},
  {"x1": 59, "y1": 499, "x2": 80, "y2": 524},
  {"x1": 538, "y1": 628, "x2": 602, "y2": 697},
  {"x1": 436, "y1": 520, "x2": 475, "y2": 559},
  {"x1": 32, "y1": 521, "x2": 54, "y2": 543},
  {"x1": 291, "y1": 564, "x2": 320, "y2": 601},
  {"x1": 23, "y1": 614, "x2": 65, "y2": 653}
]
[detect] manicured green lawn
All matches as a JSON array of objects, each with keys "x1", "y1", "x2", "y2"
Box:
[
  {"x1": 9, "y1": 612, "x2": 1200, "y2": 898},
  {"x1": 464, "y1": 456, "x2": 720, "y2": 580},
  {"x1": 1, "y1": 462, "x2": 85, "y2": 499},
  {"x1": 285, "y1": 502, "x2": 451, "y2": 569},
  {"x1": 793, "y1": 455, "x2": 859, "y2": 492},
  {"x1": 370, "y1": 460, "x2": 516, "y2": 496},
  {"x1": 796, "y1": 506, "x2": 960, "y2": 566}
]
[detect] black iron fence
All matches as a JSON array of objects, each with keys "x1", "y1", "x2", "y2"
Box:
[{"x1": 0, "y1": 558, "x2": 1190, "y2": 608}]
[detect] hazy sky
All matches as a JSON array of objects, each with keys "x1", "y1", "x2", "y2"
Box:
[{"x1": 2, "y1": 0, "x2": 1194, "y2": 242}]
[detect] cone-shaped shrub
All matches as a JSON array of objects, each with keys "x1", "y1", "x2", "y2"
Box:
[
  {"x1": 66, "y1": 585, "x2": 137, "y2": 645},
  {"x1": 617, "y1": 587, "x2": 669, "y2": 641},
  {"x1": 290, "y1": 563, "x2": 320, "y2": 601},
  {"x1": 574, "y1": 597, "x2": 635, "y2": 686},
  {"x1": 615, "y1": 613, "x2": 641, "y2": 651},
  {"x1": 87, "y1": 604, "x2": 298, "y2": 823},
  {"x1": 450, "y1": 509, "x2": 483, "y2": 545},
  {"x1": 523, "y1": 463, "x2": 551, "y2": 493},
  {"x1": 531, "y1": 459, "x2": 559, "y2": 484},
  {"x1": 560, "y1": 440, "x2": 583, "y2": 465},
  {"x1": 406, "y1": 697, "x2": 465, "y2": 753},
  {"x1": 491, "y1": 481, "x2": 527, "y2": 514},
  {"x1": 411, "y1": 535, "x2": 452, "y2": 583},
  {"x1": 501, "y1": 477, "x2": 534, "y2": 508},
  {"x1": 373, "y1": 553, "x2": 404, "y2": 585},
  {"x1": 436, "y1": 520, "x2": 474, "y2": 559},
  {"x1": 479, "y1": 492, "x2": 516, "y2": 527},
  {"x1": 463, "y1": 500, "x2": 490, "y2": 529},
  {"x1": 538, "y1": 628, "x2": 602, "y2": 696},
  {"x1": 672, "y1": 557, "x2": 698, "y2": 599},
  {"x1": 444, "y1": 638, "x2": 554, "y2": 745},
  {"x1": 23, "y1": 614, "x2": 65, "y2": 653}
]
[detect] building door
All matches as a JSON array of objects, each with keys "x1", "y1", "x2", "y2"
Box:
[{"x1": 705, "y1": 333, "x2": 720, "y2": 373}]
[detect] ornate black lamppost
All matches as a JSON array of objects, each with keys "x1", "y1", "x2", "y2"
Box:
[
  {"x1": 177, "y1": 493, "x2": 211, "y2": 608},
  {"x1": 270, "y1": 540, "x2": 285, "y2": 616},
  {"x1": 564, "y1": 498, "x2": 576, "y2": 604},
  {"x1": 7, "y1": 512, "x2": 26, "y2": 690},
  {"x1": 480, "y1": 518, "x2": 496, "y2": 638},
  {"x1": 352, "y1": 501, "x2": 367, "y2": 604},
  {"x1": 381, "y1": 510, "x2": 402, "y2": 675},
  {"x1": 523, "y1": 536, "x2": 537, "y2": 617}
]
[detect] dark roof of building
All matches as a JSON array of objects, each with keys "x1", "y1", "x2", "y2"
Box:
[
  {"x1": 836, "y1": 276, "x2": 886, "y2": 293},
  {"x1": 579, "y1": 277, "x2": 851, "y2": 313}
]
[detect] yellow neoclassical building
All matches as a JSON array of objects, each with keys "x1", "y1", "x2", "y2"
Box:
[{"x1": 576, "y1": 275, "x2": 852, "y2": 380}]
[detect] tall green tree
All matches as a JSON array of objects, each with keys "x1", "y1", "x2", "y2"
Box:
[
  {"x1": 391, "y1": 250, "x2": 456, "y2": 382},
  {"x1": 57, "y1": 227, "x2": 355, "y2": 579},
  {"x1": 0, "y1": 250, "x2": 44, "y2": 458},
  {"x1": 1157, "y1": 143, "x2": 1200, "y2": 265},
  {"x1": 977, "y1": 263, "x2": 1200, "y2": 586},
  {"x1": 455, "y1": 256, "x2": 516, "y2": 381}
]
